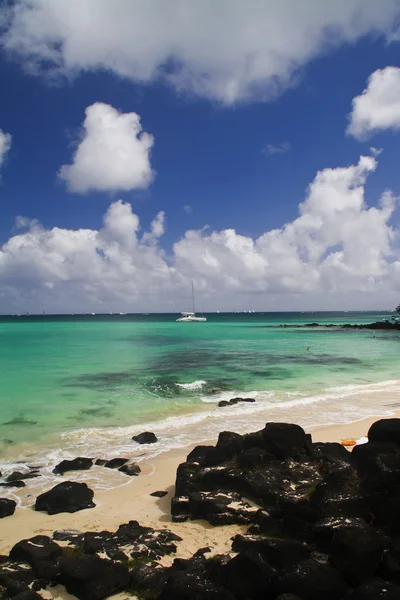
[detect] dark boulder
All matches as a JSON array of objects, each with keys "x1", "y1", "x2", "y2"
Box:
[
  {"x1": 243, "y1": 429, "x2": 267, "y2": 450},
  {"x1": 158, "y1": 569, "x2": 235, "y2": 600},
  {"x1": 368, "y1": 419, "x2": 400, "y2": 447},
  {"x1": 231, "y1": 534, "x2": 310, "y2": 569},
  {"x1": 35, "y1": 481, "x2": 95, "y2": 515},
  {"x1": 0, "y1": 481, "x2": 25, "y2": 488},
  {"x1": 0, "y1": 559, "x2": 35, "y2": 586},
  {"x1": 330, "y1": 524, "x2": 388, "y2": 586},
  {"x1": 0, "y1": 498, "x2": 16, "y2": 518},
  {"x1": 104, "y1": 458, "x2": 129, "y2": 469},
  {"x1": 237, "y1": 447, "x2": 269, "y2": 468},
  {"x1": 53, "y1": 457, "x2": 93, "y2": 475},
  {"x1": 9, "y1": 591, "x2": 44, "y2": 600},
  {"x1": 2, "y1": 580, "x2": 30, "y2": 598},
  {"x1": 118, "y1": 463, "x2": 141, "y2": 476},
  {"x1": 58, "y1": 555, "x2": 129, "y2": 600},
  {"x1": 94, "y1": 459, "x2": 107, "y2": 466},
  {"x1": 313, "y1": 517, "x2": 369, "y2": 551},
  {"x1": 150, "y1": 490, "x2": 168, "y2": 498},
  {"x1": 186, "y1": 445, "x2": 227, "y2": 467},
  {"x1": 82, "y1": 521, "x2": 181, "y2": 562},
  {"x1": 215, "y1": 431, "x2": 244, "y2": 457},
  {"x1": 6, "y1": 471, "x2": 41, "y2": 482},
  {"x1": 263, "y1": 422, "x2": 309, "y2": 459},
  {"x1": 310, "y1": 442, "x2": 352, "y2": 462},
  {"x1": 171, "y1": 496, "x2": 190, "y2": 522},
  {"x1": 129, "y1": 564, "x2": 170, "y2": 598},
  {"x1": 215, "y1": 550, "x2": 274, "y2": 599},
  {"x1": 218, "y1": 397, "x2": 256, "y2": 408},
  {"x1": 9, "y1": 535, "x2": 62, "y2": 580},
  {"x1": 52, "y1": 529, "x2": 83, "y2": 544},
  {"x1": 348, "y1": 578, "x2": 400, "y2": 599},
  {"x1": 132, "y1": 432, "x2": 158, "y2": 444},
  {"x1": 272, "y1": 558, "x2": 348, "y2": 600}
]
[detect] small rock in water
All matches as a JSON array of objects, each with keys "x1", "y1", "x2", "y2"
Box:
[
  {"x1": 6, "y1": 471, "x2": 41, "y2": 482},
  {"x1": 104, "y1": 458, "x2": 129, "y2": 469},
  {"x1": 35, "y1": 481, "x2": 95, "y2": 515},
  {"x1": 132, "y1": 431, "x2": 158, "y2": 444},
  {"x1": 0, "y1": 480, "x2": 25, "y2": 488},
  {"x1": 150, "y1": 490, "x2": 168, "y2": 498},
  {"x1": 218, "y1": 397, "x2": 256, "y2": 407},
  {"x1": 118, "y1": 463, "x2": 141, "y2": 476},
  {"x1": 0, "y1": 498, "x2": 16, "y2": 518},
  {"x1": 53, "y1": 457, "x2": 93, "y2": 475},
  {"x1": 95, "y1": 459, "x2": 107, "y2": 466}
]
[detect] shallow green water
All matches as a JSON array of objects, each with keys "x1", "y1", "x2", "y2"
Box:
[{"x1": 0, "y1": 311, "x2": 399, "y2": 461}]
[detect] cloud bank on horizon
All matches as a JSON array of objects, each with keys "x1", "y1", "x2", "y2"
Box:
[
  {"x1": 2, "y1": 0, "x2": 400, "y2": 104},
  {"x1": 1, "y1": 153, "x2": 399, "y2": 313}
]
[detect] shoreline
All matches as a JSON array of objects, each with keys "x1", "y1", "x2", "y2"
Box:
[{"x1": 1, "y1": 410, "x2": 398, "y2": 556}]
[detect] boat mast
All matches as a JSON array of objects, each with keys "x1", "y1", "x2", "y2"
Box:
[{"x1": 192, "y1": 281, "x2": 196, "y2": 315}]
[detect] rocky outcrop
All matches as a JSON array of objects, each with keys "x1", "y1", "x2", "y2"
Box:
[
  {"x1": 35, "y1": 481, "x2": 95, "y2": 514},
  {"x1": 132, "y1": 431, "x2": 158, "y2": 444},
  {"x1": 0, "y1": 498, "x2": 16, "y2": 518},
  {"x1": 5, "y1": 418, "x2": 400, "y2": 599}
]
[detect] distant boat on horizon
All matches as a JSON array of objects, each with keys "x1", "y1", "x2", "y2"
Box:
[{"x1": 176, "y1": 282, "x2": 207, "y2": 322}]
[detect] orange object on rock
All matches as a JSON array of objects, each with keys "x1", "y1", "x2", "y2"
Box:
[{"x1": 341, "y1": 438, "x2": 357, "y2": 447}]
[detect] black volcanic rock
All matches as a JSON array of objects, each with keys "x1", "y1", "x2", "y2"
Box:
[
  {"x1": 58, "y1": 555, "x2": 129, "y2": 600},
  {"x1": 132, "y1": 431, "x2": 158, "y2": 444},
  {"x1": 0, "y1": 559, "x2": 35, "y2": 587},
  {"x1": 104, "y1": 458, "x2": 129, "y2": 469},
  {"x1": 35, "y1": 482, "x2": 95, "y2": 515},
  {"x1": 6, "y1": 471, "x2": 41, "y2": 482},
  {"x1": 118, "y1": 462, "x2": 141, "y2": 476},
  {"x1": 10, "y1": 535, "x2": 62, "y2": 580},
  {"x1": 0, "y1": 481, "x2": 25, "y2": 488},
  {"x1": 368, "y1": 418, "x2": 400, "y2": 447},
  {"x1": 0, "y1": 498, "x2": 16, "y2": 518},
  {"x1": 272, "y1": 558, "x2": 348, "y2": 600},
  {"x1": 53, "y1": 457, "x2": 93, "y2": 475},
  {"x1": 329, "y1": 524, "x2": 388, "y2": 586},
  {"x1": 150, "y1": 490, "x2": 168, "y2": 498}
]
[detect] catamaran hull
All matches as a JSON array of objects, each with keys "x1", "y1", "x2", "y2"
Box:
[{"x1": 176, "y1": 317, "x2": 207, "y2": 322}]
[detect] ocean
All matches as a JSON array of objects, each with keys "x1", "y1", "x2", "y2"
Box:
[{"x1": 1, "y1": 311, "x2": 399, "y2": 504}]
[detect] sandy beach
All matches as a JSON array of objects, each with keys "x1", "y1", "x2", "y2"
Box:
[{"x1": 1, "y1": 412, "x2": 395, "y2": 558}]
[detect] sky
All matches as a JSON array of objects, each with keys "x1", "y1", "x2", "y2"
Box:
[{"x1": 1, "y1": 1, "x2": 400, "y2": 313}]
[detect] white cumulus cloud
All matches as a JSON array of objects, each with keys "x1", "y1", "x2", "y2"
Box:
[
  {"x1": 0, "y1": 128, "x2": 12, "y2": 169},
  {"x1": 0, "y1": 154, "x2": 399, "y2": 313},
  {"x1": 59, "y1": 103, "x2": 154, "y2": 194},
  {"x1": 2, "y1": 1, "x2": 400, "y2": 104},
  {"x1": 347, "y1": 67, "x2": 400, "y2": 139}
]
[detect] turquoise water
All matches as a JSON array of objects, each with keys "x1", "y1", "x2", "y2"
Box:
[{"x1": 1, "y1": 311, "x2": 400, "y2": 491}]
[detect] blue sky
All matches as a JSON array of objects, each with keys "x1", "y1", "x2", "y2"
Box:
[{"x1": 1, "y1": 1, "x2": 400, "y2": 312}]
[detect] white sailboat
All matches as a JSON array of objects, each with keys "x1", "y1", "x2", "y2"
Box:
[{"x1": 176, "y1": 282, "x2": 207, "y2": 322}]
